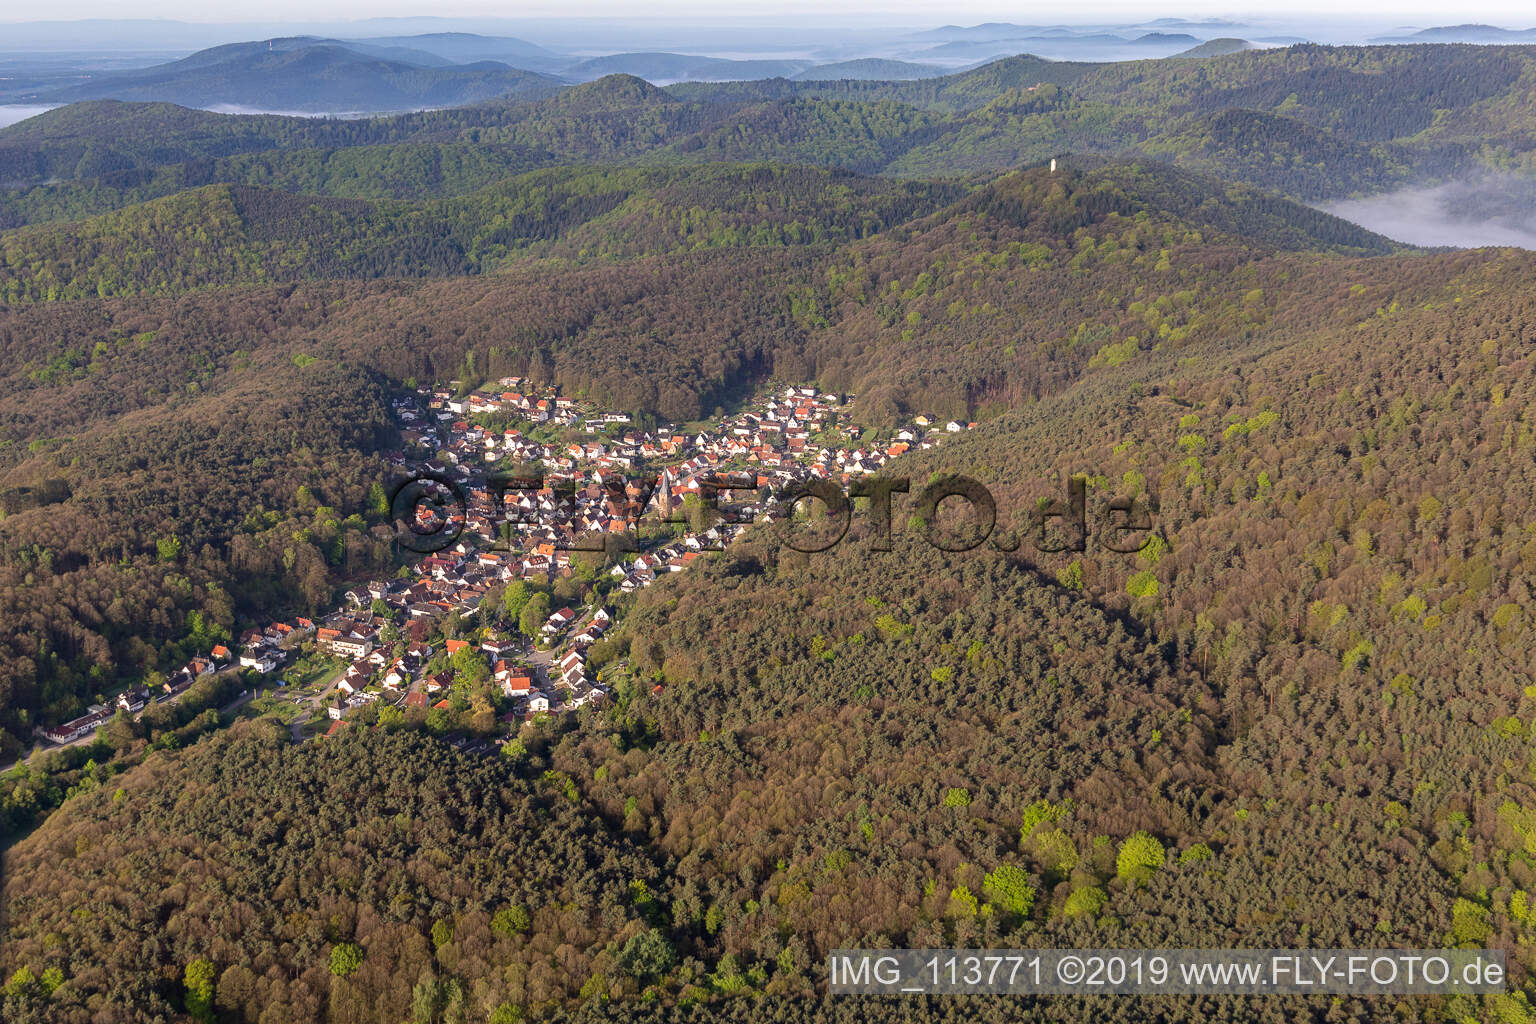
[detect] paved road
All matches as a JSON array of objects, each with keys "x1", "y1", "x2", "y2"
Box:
[
  {"x1": 219, "y1": 690, "x2": 255, "y2": 720},
  {"x1": 279, "y1": 663, "x2": 364, "y2": 744},
  {"x1": 1, "y1": 669, "x2": 255, "y2": 775},
  {"x1": 3, "y1": 725, "x2": 98, "y2": 772},
  {"x1": 527, "y1": 646, "x2": 553, "y2": 687}
]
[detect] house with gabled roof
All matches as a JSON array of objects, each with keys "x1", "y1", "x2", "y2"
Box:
[{"x1": 542, "y1": 606, "x2": 577, "y2": 636}]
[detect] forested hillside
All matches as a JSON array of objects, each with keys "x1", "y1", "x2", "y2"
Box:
[
  {"x1": 32, "y1": 41, "x2": 566, "y2": 113},
  {"x1": 2, "y1": 724, "x2": 672, "y2": 1022},
  {"x1": 9, "y1": 237, "x2": 1536, "y2": 1016},
  {"x1": 3, "y1": 37, "x2": 1536, "y2": 1024},
  {"x1": 0, "y1": 166, "x2": 963, "y2": 301},
  {"x1": 0, "y1": 155, "x2": 1441, "y2": 760},
  {"x1": 6, "y1": 43, "x2": 1536, "y2": 227},
  {"x1": 0, "y1": 159, "x2": 1407, "y2": 761}
]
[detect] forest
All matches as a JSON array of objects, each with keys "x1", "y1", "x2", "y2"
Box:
[
  {"x1": 0, "y1": 156, "x2": 1413, "y2": 760},
  {"x1": 3, "y1": 38, "x2": 1536, "y2": 1024},
  {"x1": 0, "y1": 165, "x2": 965, "y2": 302},
  {"x1": 6, "y1": 43, "x2": 1536, "y2": 228}
]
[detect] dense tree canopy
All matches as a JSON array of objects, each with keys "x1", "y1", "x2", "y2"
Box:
[{"x1": 4, "y1": 41, "x2": 1536, "y2": 1024}]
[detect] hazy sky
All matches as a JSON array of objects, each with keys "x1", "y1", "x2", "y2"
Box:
[{"x1": 3, "y1": 3, "x2": 1535, "y2": 24}]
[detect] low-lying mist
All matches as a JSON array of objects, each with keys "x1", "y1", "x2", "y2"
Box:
[
  {"x1": 1322, "y1": 174, "x2": 1536, "y2": 250},
  {"x1": 0, "y1": 106, "x2": 58, "y2": 130},
  {"x1": 201, "y1": 104, "x2": 382, "y2": 119}
]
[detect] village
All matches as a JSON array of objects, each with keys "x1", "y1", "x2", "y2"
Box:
[{"x1": 38, "y1": 380, "x2": 972, "y2": 751}]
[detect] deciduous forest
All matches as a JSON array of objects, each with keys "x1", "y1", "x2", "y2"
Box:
[{"x1": 2, "y1": 39, "x2": 1536, "y2": 1024}]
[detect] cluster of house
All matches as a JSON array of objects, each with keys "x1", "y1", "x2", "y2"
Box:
[
  {"x1": 40, "y1": 705, "x2": 117, "y2": 745},
  {"x1": 433, "y1": 378, "x2": 586, "y2": 428},
  {"x1": 612, "y1": 530, "x2": 727, "y2": 593},
  {"x1": 38, "y1": 381, "x2": 969, "y2": 749},
  {"x1": 301, "y1": 381, "x2": 973, "y2": 730},
  {"x1": 238, "y1": 618, "x2": 314, "y2": 675},
  {"x1": 385, "y1": 384, "x2": 969, "y2": 591},
  {"x1": 312, "y1": 599, "x2": 615, "y2": 725},
  {"x1": 39, "y1": 608, "x2": 329, "y2": 745},
  {"x1": 39, "y1": 645, "x2": 239, "y2": 745},
  {"x1": 335, "y1": 381, "x2": 973, "y2": 728},
  {"x1": 538, "y1": 605, "x2": 611, "y2": 710}
]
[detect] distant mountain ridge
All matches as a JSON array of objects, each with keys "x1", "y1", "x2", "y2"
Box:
[
  {"x1": 335, "y1": 32, "x2": 572, "y2": 74},
  {"x1": 1370, "y1": 23, "x2": 1536, "y2": 43},
  {"x1": 914, "y1": 19, "x2": 1244, "y2": 41},
  {"x1": 343, "y1": 31, "x2": 556, "y2": 59},
  {"x1": 164, "y1": 35, "x2": 459, "y2": 68},
  {"x1": 6, "y1": 43, "x2": 1536, "y2": 216},
  {"x1": 913, "y1": 31, "x2": 1203, "y2": 63},
  {"x1": 790, "y1": 59, "x2": 950, "y2": 81},
  {"x1": 1174, "y1": 38, "x2": 1256, "y2": 58},
  {"x1": 21, "y1": 23, "x2": 1516, "y2": 113},
  {"x1": 28, "y1": 38, "x2": 567, "y2": 112},
  {"x1": 561, "y1": 53, "x2": 815, "y2": 84}
]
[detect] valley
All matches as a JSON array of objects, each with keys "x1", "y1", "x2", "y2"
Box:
[{"x1": 2, "y1": 29, "x2": 1536, "y2": 1024}]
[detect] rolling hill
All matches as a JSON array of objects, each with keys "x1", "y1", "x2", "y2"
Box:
[
  {"x1": 0, "y1": 157, "x2": 1412, "y2": 760},
  {"x1": 5, "y1": 39, "x2": 1536, "y2": 1024},
  {"x1": 6, "y1": 42, "x2": 1536, "y2": 227},
  {"x1": 790, "y1": 59, "x2": 951, "y2": 82},
  {"x1": 341, "y1": 31, "x2": 561, "y2": 64},
  {"x1": 0, "y1": 164, "x2": 966, "y2": 302},
  {"x1": 1172, "y1": 38, "x2": 1255, "y2": 58},
  {"x1": 562, "y1": 53, "x2": 815, "y2": 84},
  {"x1": 29, "y1": 39, "x2": 566, "y2": 113},
  {"x1": 1370, "y1": 23, "x2": 1536, "y2": 44},
  {"x1": 0, "y1": 155, "x2": 1534, "y2": 1023}
]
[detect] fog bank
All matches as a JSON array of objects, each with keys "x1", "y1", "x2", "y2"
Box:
[
  {"x1": 201, "y1": 104, "x2": 386, "y2": 119},
  {"x1": 0, "y1": 106, "x2": 59, "y2": 129},
  {"x1": 1322, "y1": 177, "x2": 1536, "y2": 250}
]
